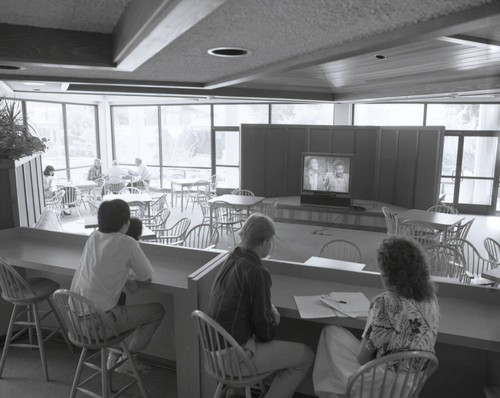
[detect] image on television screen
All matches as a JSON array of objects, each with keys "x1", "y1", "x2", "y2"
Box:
[{"x1": 302, "y1": 153, "x2": 352, "y2": 195}]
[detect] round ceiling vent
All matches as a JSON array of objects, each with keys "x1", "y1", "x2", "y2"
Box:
[
  {"x1": 208, "y1": 47, "x2": 250, "y2": 57},
  {"x1": 0, "y1": 64, "x2": 25, "y2": 70}
]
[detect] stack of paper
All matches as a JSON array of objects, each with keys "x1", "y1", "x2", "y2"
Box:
[
  {"x1": 293, "y1": 295, "x2": 347, "y2": 319},
  {"x1": 320, "y1": 292, "x2": 370, "y2": 318}
]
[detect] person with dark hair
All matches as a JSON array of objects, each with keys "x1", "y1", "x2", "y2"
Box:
[
  {"x1": 208, "y1": 213, "x2": 314, "y2": 398},
  {"x1": 325, "y1": 159, "x2": 349, "y2": 193},
  {"x1": 43, "y1": 165, "x2": 55, "y2": 198},
  {"x1": 313, "y1": 237, "x2": 440, "y2": 398},
  {"x1": 71, "y1": 199, "x2": 165, "y2": 375},
  {"x1": 126, "y1": 217, "x2": 143, "y2": 241}
]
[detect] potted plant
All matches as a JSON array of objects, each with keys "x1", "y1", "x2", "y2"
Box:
[{"x1": 0, "y1": 97, "x2": 47, "y2": 160}]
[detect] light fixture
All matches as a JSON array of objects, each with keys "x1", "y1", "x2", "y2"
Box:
[
  {"x1": 208, "y1": 47, "x2": 250, "y2": 57},
  {"x1": 23, "y1": 82, "x2": 46, "y2": 86},
  {"x1": 0, "y1": 65, "x2": 24, "y2": 70}
]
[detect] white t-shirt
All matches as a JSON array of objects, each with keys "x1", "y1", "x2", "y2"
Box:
[
  {"x1": 107, "y1": 165, "x2": 128, "y2": 183},
  {"x1": 137, "y1": 164, "x2": 152, "y2": 181},
  {"x1": 70, "y1": 231, "x2": 154, "y2": 312}
]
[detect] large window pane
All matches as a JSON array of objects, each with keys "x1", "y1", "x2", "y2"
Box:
[
  {"x1": 216, "y1": 166, "x2": 239, "y2": 189},
  {"x1": 458, "y1": 179, "x2": 493, "y2": 205},
  {"x1": 216, "y1": 130, "x2": 239, "y2": 166},
  {"x1": 442, "y1": 136, "x2": 458, "y2": 176},
  {"x1": 271, "y1": 104, "x2": 334, "y2": 125},
  {"x1": 161, "y1": 105, "x2": 210, "y2": 167},
  {"x1": 113, "y1": 106, "x2": 159, "y2": 165},
  {"x1": 354, "y1": 104, "x2": 424, "y2": 126},
  {"x1": 462, "y1": 137, "x2": 497, "y2": 178},
  {"x1": 161, "y1": 167, "x2": 211, "y2": 188},
  {"x1": 427, "y1": 104, "x2": 500, "y2": 130},
  {"x1": 439, "y1": 177, "x2": 455, "y2": 203},
  {"x1": 26, "y1": 102, "x2": 66, "y2": 171},
  {"x1": 66, "y1": 104, "x2": 98, "y2": 173},
  {"x1": 214, "y1": 104, "x2": 268, "y2": 126}
]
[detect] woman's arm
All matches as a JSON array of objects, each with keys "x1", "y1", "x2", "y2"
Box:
[{"x1": 357, "y1": 335, "x2": 375, "y2": 365}]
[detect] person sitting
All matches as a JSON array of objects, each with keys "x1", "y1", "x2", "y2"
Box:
[
  {"x1": 43, "y1": 165, "x2": 55, "y2": 199},
  {"x1": 208, "y1": 213, "x2": 314, "y2": 398},
  {"x1": 126, "y1": 217, "x2": 143, "y2": 241},
  {"x1": 313, "y1": 236, "x2": 440, "y2": 398},
  {"x1": 303, "y1": 156, "x2": 325, "y2": 191},
  {"x1": 324, "y1": 160, "x2": 349, "y2": 193},
  {"x1": 107, "y1": 159, "x2": 129, "y2": 184},
  {"x1": 70, "y1": 199, "x2": 165, "y2": 374},
  {"x1": 132, "y1": 158, "x2": 152, "y2": 185},
  {"x1": 87, "y1": 158, "x2": 102, "y2": 181}
]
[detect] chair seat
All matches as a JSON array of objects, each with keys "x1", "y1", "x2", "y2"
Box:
[{"x1": 3, "y1": 277, "x2": 59, "y2": 304}]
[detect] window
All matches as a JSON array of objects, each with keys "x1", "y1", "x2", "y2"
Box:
[
  {"x1": 354, "y1": 104, "x2": 424, "y2": 126},
  {"x1": 427, "y1": 104, "x2": 500, "y2": 130},
  {"x1": 214, "y1": 104, "x2": 268, "y2": 126},
  {"x1": 26, "y1": 102, "x2": 98, "y2": 180},
  {"x1": 271, "y1": 103, "x2": 334, "y2": 125}
]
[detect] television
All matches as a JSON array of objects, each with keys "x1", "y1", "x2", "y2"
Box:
[{"x1": 301, "y1": 152, "x2": 352, "y2": 198}]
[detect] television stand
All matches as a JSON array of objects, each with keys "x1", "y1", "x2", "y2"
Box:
[{"x1": 300, "y1": 194, "x2": 351, "y2": 208}]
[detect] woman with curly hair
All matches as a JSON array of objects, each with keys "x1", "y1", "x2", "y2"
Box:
[{"x1": 313, "y1": 236, "x2": 440, "y2": 398}]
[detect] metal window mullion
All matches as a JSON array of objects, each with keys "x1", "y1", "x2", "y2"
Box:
[
  {"x1": 158, "y1": 105, "x2": 163, "y2": 188},
  {"x1": 62, "y1": 104, "x2": 70, "y2": 179}
]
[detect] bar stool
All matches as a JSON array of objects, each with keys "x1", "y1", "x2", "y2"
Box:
[
  {"x1": 52, "y1": 289, "x2": 149, "y2": 398},
  {"x1": 0, "y1": 257, "x2": 73, "y2": 380}
]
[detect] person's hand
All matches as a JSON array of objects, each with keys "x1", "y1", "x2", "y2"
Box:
[
  {"x1": 271, "y1": 304, "x2": 280, "y2": 325},
  {"x1": 125, "y1": 277, "x2": 139, "y2": 293}
]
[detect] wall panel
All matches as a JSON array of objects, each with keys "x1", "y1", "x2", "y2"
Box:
[{"x1": 241, "y1": 124, "x2": 444, "y2": 209}]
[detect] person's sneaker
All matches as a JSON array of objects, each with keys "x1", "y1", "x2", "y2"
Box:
[
  {"x1": 107, "y1": 353, "x2": 119, "y2": 370},
  {"x1": 115, "y1": 355, "x2": 152, "y2": 376}
]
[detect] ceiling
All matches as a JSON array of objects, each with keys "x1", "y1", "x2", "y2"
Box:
[{"x1": 1, "y1": 0, "x2": 500, "y2": 103}]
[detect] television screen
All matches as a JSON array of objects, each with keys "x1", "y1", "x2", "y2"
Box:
[{"x1": 302, "y1": 153, "x2": 352, "y2": 195}]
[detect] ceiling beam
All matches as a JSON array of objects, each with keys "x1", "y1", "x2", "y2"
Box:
[
  {"x1": 204, "y1": 2, "x2": 500, "y2": 89},
  {"x1": 113, "y1": 0, "x2": 229, "y2": 71}
]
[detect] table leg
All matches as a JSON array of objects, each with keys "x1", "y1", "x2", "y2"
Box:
[{"x1": 181, "y1": 186, "x2": 185, "y2": 212}]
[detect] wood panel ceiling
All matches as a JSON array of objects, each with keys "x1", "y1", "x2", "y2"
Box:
[{"x1": 0, "y1": 0, "x2": 499, "y2": 103}]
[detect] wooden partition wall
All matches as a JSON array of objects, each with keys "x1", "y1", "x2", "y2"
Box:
[
  {"x1": 240, "y1": 124, "x2": 445, "y2": 210},
  {"x1": 0, "y1": 153, "x2": 45, "y2": 229}
]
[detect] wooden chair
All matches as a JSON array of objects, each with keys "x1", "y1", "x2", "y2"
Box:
[
  {"x1": 0, "y1": 257, "x2": 73, "y2": 381},
  {"x1": 209, "y1": 174, "x2": 218, "y2": 196},
  {"x1": 484, "y1": 237, "x2": 500, "y2": 262},
  {"x1": 154, "y1": 217, "x2": 191, "y2": 245},
  {"x1": 142, "y1": 208, "x2": 170, "y2": 231},
  {"x1": 425, "y1": 244, "x2": 471, "y2": 283},
  {"x1": 398, "y1": 220, "x2": 442, "y2": 248},
  {"x1": 187, "y1": 180, "x2": 211, "y2": 212},
  {"x1": 104, "y1": 181, "x2": 125, "y2": 195},
  {"x1": 61, "y1": 186, "x2": 82, "y2": 218},
  {"x1": 427, "y1": 204, "x2": 459, "y2": 214},
  {"x1": 119, "y1": 186, "x2": 141, "y2": 194},
  {"x1": 445, "y1": 237, "x2": 499, "y2": 285},
  {"x1": 86, "y1": 199, "x2": 101, "y2": 216},
  {"x1": 345, "y1": 351, "x2": 438, "y2": 398},
  {"x1": 212, "y1": 201, "x2": 245, "y2": 245},
  {"x1": 319, "y1": 239, "x2": 362, "y2": 263},
  {"x1": 52, "y1": 289, "x2": 148, "y2": 398},
  {"x1": 382, "y1": 207, "x2": 398, "y2": 236},
  {"x1": 181, "y1": 224, "x2": 219, "y2": 249},
  {"x1": 150, "y1": 193, "x2": 168, "y2": 215},
  {"x1": 44, "y1": 189, "x2": 65, "y2": 228},
  {"x1": 192, "y1": 310, "x2": 273, "y2": 398},
  {"x1": 231, "y1": 189, "x2": 255, "y2": 197},
  {"x1": 447, "y1": 218, "x2": 475, "y2": 241},
  {"x1": 128, "y1": 201, "x2": 147, "y2": 219},
  {"x1": 169, "y1": 173, "x2": 185, "y2": 208},
  {"x1": 91, "y1": 177, "x2": 106, "y2": 201}
]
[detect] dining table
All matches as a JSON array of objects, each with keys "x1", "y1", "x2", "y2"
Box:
[
  {"x1": 208, "y1": 194, "x2": 265, "y2": 225},
  {"x1": 83, "y1": 216, "x2": 156, "y2": 240},
  {"x1": 168, "y1": 178, "x2": 210, "y2": 211},
  {"x1": 397, "y1": 208, "x2": 465, "y2": 240},
  {"x1": 102, "y1": 192, "x2": 153, "y2": 216}
]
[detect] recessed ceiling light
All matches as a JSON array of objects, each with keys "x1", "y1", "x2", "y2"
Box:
[
  {"x1": 23, "y1": 82, "x2": 46, "y2": 86},
  {"x1": 208, "y1": 47, "x2": 250, "y2": 57},
  {"x1": 0, "y1": 64, "x2": 25, "y2": 70},
  {"x1": 374, "y1": 54, "x2": 387, "y2": 60}
]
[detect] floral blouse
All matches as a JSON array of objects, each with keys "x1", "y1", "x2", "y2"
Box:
[{"x1": 362, "y1": 291, "x2": 440, "y2": 359}]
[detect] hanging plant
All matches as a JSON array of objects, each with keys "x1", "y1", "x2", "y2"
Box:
[{"x1": 0, "y1": 97, "x2": 48, "y2": 160}]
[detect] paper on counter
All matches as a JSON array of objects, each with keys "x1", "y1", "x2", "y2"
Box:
[
  {"x1": 293, "y1": 295, "x2": 346, "y2": 319},
  {"x1": 320, "y1": 292, "x2": 370, "y2": 318}
]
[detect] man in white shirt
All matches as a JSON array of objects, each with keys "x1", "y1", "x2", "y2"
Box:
[
  {"x1": 107, "y1": 160, "x2": 129, "y2": 184},
  {"x1": 71, "y1": 199, "x2": 164, "y2": 374},
  {"x1": 134, "y1": 158, "x2": 152, "y2": 185}
]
